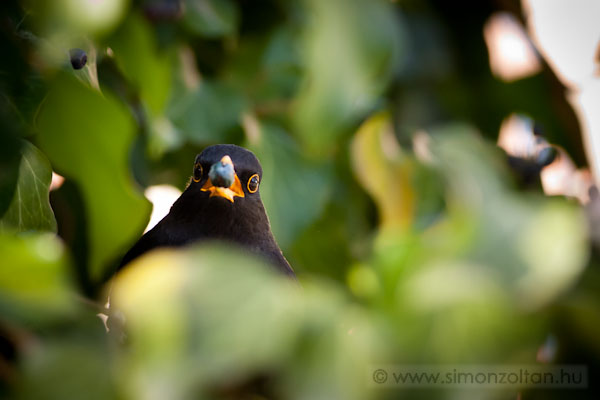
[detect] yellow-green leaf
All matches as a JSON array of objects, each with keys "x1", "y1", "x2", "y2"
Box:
[{"x1": 351, "y1": 112, "x2": 414, "y2": 231}]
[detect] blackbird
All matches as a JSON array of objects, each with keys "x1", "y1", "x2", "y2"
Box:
[{"x1": 119, "y1": 144, "x2": 295, "y2": 278}]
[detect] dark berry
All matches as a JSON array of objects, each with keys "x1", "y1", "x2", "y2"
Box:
[{"x1": 69, "y1": 48, "x2": 87, "y2": 70}]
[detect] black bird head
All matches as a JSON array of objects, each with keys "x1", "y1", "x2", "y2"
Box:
[
  {"x1": 119, "y1": 144, "x2": 295, "y2": 278},
  {"x1": 190, "y1": 144, "x2": 263, "y2": 203}
]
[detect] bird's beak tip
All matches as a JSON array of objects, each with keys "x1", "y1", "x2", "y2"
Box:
[{"x1": 220, "y1": 155, "x2": 233, "y2": 166}]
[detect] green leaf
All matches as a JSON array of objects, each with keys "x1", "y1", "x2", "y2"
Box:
[
  {"x1": 29, "y1": 0, "x2": 130, "y2": 38},
  {"x1": 293, "y1": 0, "x2": 405, "y2": 152},
  {"x1": 16, "y1": 338, "x2": 118, "y2": 400},
  {"x1": 36, "y1": 73, "x2": 151, "y2": 282},
  {"x1": 420, "y1": 128, "x2": 589, "y2": 310},
  {"x1": 111, "y1": 244, "x2": 379, "y2": 400},
  {"x1": 224, "y1": 27, "x2": 303, "y2": 105},
  {"x1": 0, "y1": 103, "x2": 25, "y2": 218},
  {"x1": 246, "y1": 121, "x2": 330, "y2": 249},
  {"x1": 0, "y1": 141, "x2": 57, "y2": 233},
  {"x1": 0, "y1": 232, "x2": 74, "y2": 325},
  {"x1": 109, "y1": 13, "x2": 172, "y2": 115},
  {"x1": 182, "y1": 0, "x2": 239, "y2": 38},
  {"x1": 168, "y1": 80, "x2": 246, "y2": 144}
]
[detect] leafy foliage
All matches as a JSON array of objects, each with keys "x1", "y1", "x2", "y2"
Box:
[{"x1": 0, "y1": 0, "x2": 598, "y2": 399}]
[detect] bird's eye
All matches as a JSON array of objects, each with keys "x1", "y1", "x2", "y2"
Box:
[
  {"x1": 247, "y1": 174, "x2": 259, "y2": 193},
  {"x1": 192, "y1": 162, "x2": 203, "y2": 182}
]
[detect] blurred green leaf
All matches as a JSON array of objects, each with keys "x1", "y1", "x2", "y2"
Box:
[
  {"x1": 516, "y1": 201, "x2": 588, "y2": 309},
  {"x1": 246, "y1": 120, "x2": 331, "y2": 249},
  {"x1": 109, "y1": 13, "x2": 173, "y2": 115},
  {"x1": 0, "y1": 141, "x2": 56, "y2": 233},
  {"x1": 0, "y1": 233, "x2": 73, "y2": 325},
  {"x1": 428, "y1": 124, "x2": 511, "y2": 211},
  {"x1": 289, "y1": 176, "x2": 374, "y2": 280},
  {"x1": 224, "y1": 26, "x2": 302, "y2": 106},
  {"x1": 36, "y1": 73, "x2": 151, "y2": 282},
  {"x1": 261, "y1": 27, "x2": 303, "y2": 99},
  {"x1": 351, "y1": 112, "x2": 414, "y2": 231},
  {"x1": 397, "y1": 260, "x2": 543, "y2": 363},
  {"x1": 359, "y1": 126, "x2": 589, "y2": 365},
  {"x1": 111, "y1": 244, "x2": 380, "y2": 400},
  {"x1": 182, "y1": 0, "x2": 239, "y2": 37},
  {"x1": 291, "y1": 204, "x2": 357, "y2": 280},
  {"x1": 168, "y1": 80, "x2": 246, "y2": 145},
  {"x1": 293, "y1": 0, "x2": 404, "y2": 152},
  {"x1": 15, "y1": 338, "x2": 117, "y2": 400},
  {"x1": 427, "y1": 128, "x2": 589, "y2": 308},
  {"x1": 111, "y1": 246, "x2": 302, "y2": 398},
  {"x1": 28, "y1": 0, "x2": 130, "y2": 38}
]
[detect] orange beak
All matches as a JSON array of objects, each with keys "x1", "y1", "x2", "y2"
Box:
[{"x1": 200, "y1": 156, "x2": 245, "y2": 203}]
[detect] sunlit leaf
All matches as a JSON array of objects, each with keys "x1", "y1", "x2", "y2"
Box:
[
  {"x1": 111, "y1": 244, "x2": 379, "y2": 400},
  {"x1": 111, "y1": 245, "x2": 302, "y2": 398},
  {"x1": 0, "y1": 141, "x2": 57, "y2": 233},
  {"x1": 351, "y1": 112, "x2": 414, "y2": 231},
  {"x1": 36, "y1": 73, "x2": 151, "y2": 282}
]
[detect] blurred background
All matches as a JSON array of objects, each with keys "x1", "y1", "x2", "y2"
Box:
[{"x1": 1, "y1": 0, "x2": 600, "y2": 398}]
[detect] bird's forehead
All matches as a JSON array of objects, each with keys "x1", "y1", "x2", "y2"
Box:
[{"x1": 196, "y1": 144, "x2": 262, "y2": 174}]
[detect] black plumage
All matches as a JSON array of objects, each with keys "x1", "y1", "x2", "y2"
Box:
[{"x1": 119, "y1": 144, "x2": 295, "y2": 278}]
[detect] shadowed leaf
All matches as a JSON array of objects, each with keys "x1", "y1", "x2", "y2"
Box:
[
  {"x1": 182, "y1": 0, "x2": 239, "y2": 37},
  {"x1": 168, "y1": 80, "x2": 246, "y2": 145},
  {"x1": 0, "y1": 141, "x2": 57, "y2": 233}
]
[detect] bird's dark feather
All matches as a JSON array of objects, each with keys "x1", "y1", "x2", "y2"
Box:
[{"x1": 119, "y1": 144, "x2": 295, "y2": 278}]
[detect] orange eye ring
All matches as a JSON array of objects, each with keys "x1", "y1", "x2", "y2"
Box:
[
  {"x1": 192, "y1": 162, "x2": 203, "y2": 182},
  {"x1": 247, "y1": 173, "x2": 259, "y2": 193}
]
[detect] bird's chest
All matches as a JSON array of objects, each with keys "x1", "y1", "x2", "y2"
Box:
[{"x1": 171, "y1": 208, "x2": 263, "y2": 249}]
